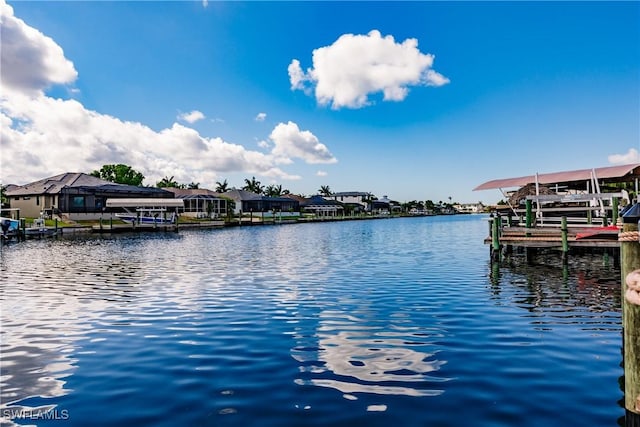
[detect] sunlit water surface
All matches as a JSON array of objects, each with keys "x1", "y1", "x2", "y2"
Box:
[{"x1": 0, "y1": 215, "x2": 623, "y2": 426}]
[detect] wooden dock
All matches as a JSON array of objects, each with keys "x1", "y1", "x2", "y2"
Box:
[
  {"x1": 484, "y1": 224, "x2": 620, "y2": 249},
  {"x1": 484, "y1": 214, "x2": 623, "y2": 265}
]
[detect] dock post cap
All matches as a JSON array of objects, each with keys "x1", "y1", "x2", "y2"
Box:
[{"x1": 622, "y1": 202, "x2": 640, "y2": 223}]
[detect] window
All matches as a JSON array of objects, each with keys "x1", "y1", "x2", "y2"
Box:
[
  {"x1": 72, "y1": 196, "x2": 85, "y2": 209},
  {"x1": 36, "y1": 196, "x2": 40, "y2": 206}
]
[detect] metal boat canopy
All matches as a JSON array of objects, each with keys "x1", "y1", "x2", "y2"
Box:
[
  {"x1": 473, "y1": 163, "x2": 640, "y2": 191},
  {"x1": 106, "y1": 198, "x2": 184, "y2": 208}
]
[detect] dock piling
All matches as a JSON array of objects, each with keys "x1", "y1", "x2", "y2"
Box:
[
  {"x1": 621, "y1": 206, "x2": 640, "y2": 426},
  {"x1": 491, "y1": 216, "x2": 501, "y2": 261},
  {"x1": 561, "y1": 216, "x2": 569, "y2": 265},
  {"x1": 525, "y1": 200, "x2": 532, "y2": 235}
]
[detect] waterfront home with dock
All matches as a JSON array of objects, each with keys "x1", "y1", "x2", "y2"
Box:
[
  {"x1": 6, "y1": 172, "x2": 173, "y2": 220},
  {"x1": 223, "y1": 189, "x2": 300, "y2": 216},
  {"x1": 164, "y1": 187, "x2": 229, "y2": 219},
  {"x1": 299, "y1": 195, "x2": 344, "y2": 218},
  {"x1": 325, "y1": 191, "x2": 372, "y2": 215}
]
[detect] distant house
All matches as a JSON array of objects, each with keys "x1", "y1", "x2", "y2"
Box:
[
  {"x1": 326, "y1": 191, "x2": 371, "y2": 214},
  {"x1": 453, "y1": 202, "x2": 485, "y2": 214},
  {"x1": 6, "y1": 172, "x2": 172, "y2": 219},
  {"x1": 371, "y1": 196, "x2": 402, "y2": 215},
  {"x1": 300, "y1": 195, "x2": 344, "y2": 217},
  {"x1": 328, "y1": 191, "x2": 371, "y2": 206},
  {"x1": 223, "y1": 189, "x2": 299, "y2": 214},
  {"x1": 164, "y1": 188, "x2": 229, "y2": 219}
]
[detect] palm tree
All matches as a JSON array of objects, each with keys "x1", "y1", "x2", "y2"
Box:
[
  {"x1": 156, "y1": 176, "x2": 180, "y2": 188},
  {"x1": 187, "y1": 182, "x2": 200, "y2": 189},
  {"x1": 318, "y1": 185, "x2": 332, "y2": 196},
  {"x1": 215, "y1": 179, "x2": 229, "y2": 193},
  {"x1": 243, "y1": 176, "x2": 264, "y2": 194},
  {"x1": 264, "y1": 184, "x2": 283, "y2": 197}
]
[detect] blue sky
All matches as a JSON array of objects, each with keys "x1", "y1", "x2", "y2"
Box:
[{"x1": 1, "y1": 1, "x2": 638, "y2": 203}]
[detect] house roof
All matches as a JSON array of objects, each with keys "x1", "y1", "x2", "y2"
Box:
[
  {"x1": 223, "y1": 189, "x2": 263, "y2": 201},
  {"x1": 6, "y1": 172, "x2": 114, "y2": 196},
  {"x1": 6, "y1": 172, "x2": 172, "y2": 197},
  {"x1": 281, "y1": 194, "x2": 307, "y2": 203},
  {"x1": 222, "y1": 189, "x2": 297, "y2": 203},
  {"x1": 473, "y1": 163, "x2": 640, "y2": 191},
  {"x1": 164, "y1": 188, "x2": 225, "y2": 200},
  {"x1": 301, "y1": 195, "x2": 344, "y2": 207},
  {"x1": 332, "y1": 191, "x2": 372, "y2": 197}
]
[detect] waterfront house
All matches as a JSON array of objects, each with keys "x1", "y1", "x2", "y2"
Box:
[
  {"x1": 326, "y1": 191, "x2": 371, "y2": 214},
  {"x1": 454, "y1": 202, "x2": 486, "y2": 214},
  {"x1": 164, "y1": 188, "x2": 229, "y2": 219},
  {"x1": 371, "y1": 195, "x2": 402, "y2": 215},
  {"x1": 6, "y1": 172, "x2": 173, "y2": 220},
  {"x1": 223, "y1": 189, "x2": 299, "y2": 215},
  {"x1": 300, "y1": 195, "x2": 344, "y2": 217}
]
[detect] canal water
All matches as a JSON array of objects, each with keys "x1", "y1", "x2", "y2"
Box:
[{"x1": 0, "y1": 215, "x2": 623, "y2": 426}]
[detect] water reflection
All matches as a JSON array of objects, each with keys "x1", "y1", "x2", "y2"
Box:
[
  {"x1": 1, "y1": 284, "x2": 87, "y2": 426},
  {"x1": 489, "y1": 253, "x2": 621, "y2": 316},
  {"x1": 292, "y1": 309, "x2": 449, "y2": 398},
  {"x1": 0, "y1": 237, "x2": 166, "y2": 425},
  {"x1": 0, "y1": 217, "x2": 624, "y2": 426}
]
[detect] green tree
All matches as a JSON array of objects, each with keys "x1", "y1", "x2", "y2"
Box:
[
  {"x1": 215, "y1": 179, "x2": 229, "y2": 193},
  {"x1": 156, "y1": 176, "x2": 181, "y2": 188},
  {"x1": 318, "y1": 185, "x2": 332, "y2": 196},
  {"x1": 187, "y1": 182, "x2": 200, "y2": 189},
  {"x1": 242, "y1": 176, "x2": 263, "y2": 194},
  {"x1": 0, "y1": 185, "x2": 8, "y2": 209},
  {"x1": 264, "y1": 184, "x2": 283, "y2": 197},
  {"x1": 91, "y1": 164, "x2": 145, "y2": 186}
]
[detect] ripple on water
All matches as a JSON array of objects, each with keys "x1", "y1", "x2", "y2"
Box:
[{"x1": 0, "y1": 216, "x2": 623, "y2": 426}]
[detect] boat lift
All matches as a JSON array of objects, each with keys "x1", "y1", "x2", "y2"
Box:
[{"x1": 106, "y1": 198, "x2": 185, "y2": 224}]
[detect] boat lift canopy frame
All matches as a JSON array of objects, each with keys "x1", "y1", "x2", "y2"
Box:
[{"x1": 106, "y1": 198, "x2": 184, "y2": 209}]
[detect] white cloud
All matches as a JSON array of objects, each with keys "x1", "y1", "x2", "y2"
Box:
[
  {"x1": 269, "y1": 121, "x2": 337, "y2": 165},
  {"x1": 608, "y1": 148, "x2": 640, "y2": 165},
  {"x1": 255, "y1": 112, "x2": 267, "y2": 122},
  {"x1": 288, "y1": 30, "x2": 449, "y2": 109},
  {"x1": 202, "y1": 0, "x2": 208, "y2": 8},
  {"x1": 0, "y1": 0, "x2": 77, "y2": 96},
  {"x1": 288, "y1": 59, "x2": 309, "y2": 91},
  {"x1": 257, "y1": 139, "x2": 270, "y2": 149},
  {"x1": 0, "y1": 4, "x2": 316, "y2": 187},
  {"x1": 316, "y1": 170, "x2": 328, "y2": 177},
  {"x1": 178, "y1": 110, "x2": 205, "y2": 124},
  {"x1": 0, "y1": 93, "x2": 301, "y2": 185}
]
